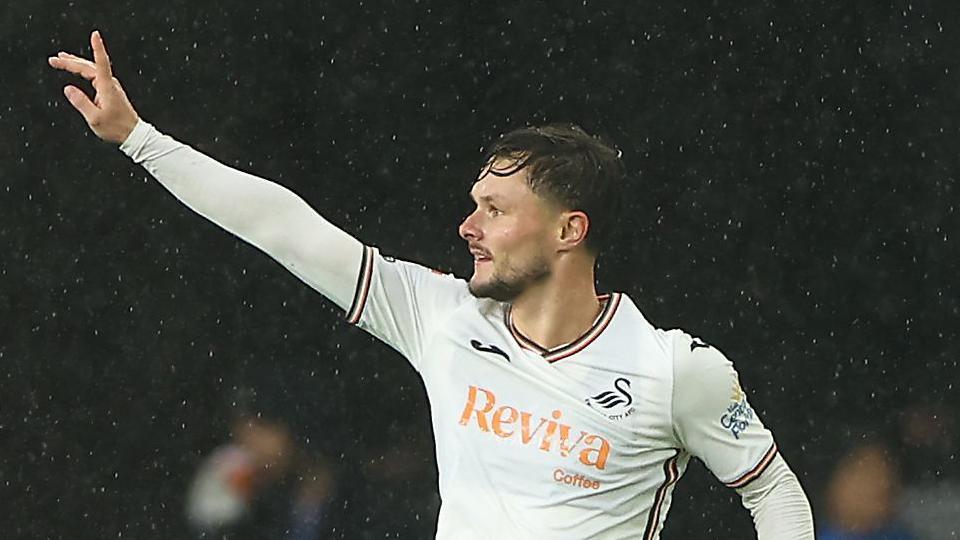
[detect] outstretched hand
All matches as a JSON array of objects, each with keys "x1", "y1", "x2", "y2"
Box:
[{"x1": 48, "y1": 30, "x2": 140, "y2": 144}]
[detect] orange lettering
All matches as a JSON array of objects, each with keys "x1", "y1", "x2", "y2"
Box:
[
  {"x1": 458, "y1": 385, "x2": 496, "y2": 432},
  {"x1": 578, "y1": 434, "x2": 611, "y2": 470},
  {"x1": 558, "y1": 426, "x2": 588, "y2": 458},
  {"x1": 539, "y1": 410, "x2": 562, "y2": 452},
  {"x1": 520, "y1": 412, "x2": 549, "y2": 444},
  {"x1": 552, "y1": 468, "x2": 602, "y2": 489},
  {"x1": 459, "y1": 386, "x2": 614, "y2": 472},
  {"x1": 492, "y1": 406, "x2": 518, "y2": 438}
]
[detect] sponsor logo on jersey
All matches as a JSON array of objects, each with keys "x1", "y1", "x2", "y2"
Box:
[
  {"x1": 720, "y1": 376, "x2": 753, "y2": 439},
  {"x1": 585, "y1": 377, "x2": 636, "y2": 421},
  {"x1": 586, "y1": 378, "x2": 633, "y2": 409},
  {"x1": 469, "y1": 339, "x2": 510, "y2": 362},
  {"x1": 553, "y1": 468, "x2": 601, "y2": 490},
  {"x1": 730, "y1": 376, "x2": 746, "y2": 402},
  {"x1": 690, "y1": 337, "x2": 711, "y2": 352},
  {"x1": 458, "y1": 385, "x2": 611, "y2": 470}
]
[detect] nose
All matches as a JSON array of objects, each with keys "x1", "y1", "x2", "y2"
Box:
[{"x1": 459, "y1": 210, "x2": 481, "y2": 241}]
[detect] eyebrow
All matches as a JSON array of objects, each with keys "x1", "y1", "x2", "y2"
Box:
[{"x1": 469, "y1": 191, "x2": 503, "y2": 205}]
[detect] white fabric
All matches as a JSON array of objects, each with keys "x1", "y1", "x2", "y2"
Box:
[
  {"x1": 351, "y1": 250, "x2": 809, "y2": 538},
  {"x1": 672, "y1": 332, "x2": 778, "y2": 486},
  {"x1": 120, "y1": 120, "x2": 814, "y2": 538},
  {"x1": 738, "y1": 454, "x2": 816, "y2": 539},
  {"x1": 120, "y1": 120, "x2": 363, "y2": 310}
]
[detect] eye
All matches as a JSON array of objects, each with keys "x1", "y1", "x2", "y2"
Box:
[{"x1": 487, "y1": 206, "x2": 503, "y2": 217}]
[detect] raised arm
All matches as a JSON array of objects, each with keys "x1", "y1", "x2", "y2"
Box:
[{"x1": 49, "y1": 31, "x2": 363, "y2": 309}]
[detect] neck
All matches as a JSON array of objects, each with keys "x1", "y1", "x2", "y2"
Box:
[{"x1": 509, "y1": 262, "x2": 601, "y2": 350}]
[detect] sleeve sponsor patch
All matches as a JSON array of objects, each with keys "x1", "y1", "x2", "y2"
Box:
[{"x1": 719, "y1": 377, "x2": 754, "y2": 440}]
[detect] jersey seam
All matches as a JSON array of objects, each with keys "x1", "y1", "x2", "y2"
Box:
[
  {"x1": 668, "y1": 332, "x2": 680, "y2": 447},
  {"x1": 643, "y1": 449, "x2": 682, "y2": 540}
]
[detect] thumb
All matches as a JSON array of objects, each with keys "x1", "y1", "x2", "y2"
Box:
[{"x1": 63, "y1": 85, "x2": 99, "y2": 124}]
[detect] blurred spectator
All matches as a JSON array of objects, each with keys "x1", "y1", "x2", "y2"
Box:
[
  {"x1": 185, "y1": 411, "x2": 335, "y2": 539},
  {"x1": 819, "y1": 442, "x2": 916, "y2": 540},
  {"x1": 896, "y1": 403, "x2": 960, "y2": 539}
]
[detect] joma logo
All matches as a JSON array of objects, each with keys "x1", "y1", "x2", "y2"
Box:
[{"x1": 458, "y1": 385, "x2": 612, "y2": 470}]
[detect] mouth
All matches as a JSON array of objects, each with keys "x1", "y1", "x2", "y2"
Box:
[{"x1": 469, "y1": 246, "x2": 493, "y2": 265}]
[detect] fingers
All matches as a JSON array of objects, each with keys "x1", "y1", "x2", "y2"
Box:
[
  {"x1": 63, "y1": 85, "x2": 99, "y2": 123},
  {"x1": 91, "y1": 30, "x2": 113, "y2": 80},
  {"x1": 47, "y1": 32, "x2": 112, "y2": 82},
  {"x1": 48, "y1": 54, "x2": 97, "y2": 81},
  {"x1": 58, "y1": 51, "x2": 87, "y2": 61},
  {"x1": 50, "y1": 31, "x2": 139, "y2": 142}
]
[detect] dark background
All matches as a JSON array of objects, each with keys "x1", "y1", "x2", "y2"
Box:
[{"x1": 3, "y1": 1, "x2": 958, "y2": 538}]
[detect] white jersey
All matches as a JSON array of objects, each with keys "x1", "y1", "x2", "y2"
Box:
[
  {"x1": 119, "y1": 120, "x2": 811, "y2": 539},
  {"x1": 348, "y1": 246, "x2": 778, "y2": 540}
]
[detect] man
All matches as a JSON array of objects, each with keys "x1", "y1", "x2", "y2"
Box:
[{"x1": 49, "y1": 31, "x2": 814, "y2": 538}]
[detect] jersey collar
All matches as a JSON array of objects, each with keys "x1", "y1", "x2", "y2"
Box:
[{"x1": 505, "y1": 292, "x2": 622, "y2": 363}]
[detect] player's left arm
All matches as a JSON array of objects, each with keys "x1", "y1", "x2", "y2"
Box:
[{"x1": 670, "y1": 331, "x2": 814, "y2": 539}]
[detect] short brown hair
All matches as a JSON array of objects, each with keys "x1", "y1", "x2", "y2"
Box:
[{"x1": 481, "y1": 124, "x2": 626, "y2": 255}]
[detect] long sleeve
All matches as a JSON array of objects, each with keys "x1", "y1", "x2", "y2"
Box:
[
  {"x1": 119, "y1": 119, "x2": 364, "y2": 311},
  {"x1": 737, "y1": 454, "x2": 815, "y2": 539},
  {"x1": 670, "y1": 331, "x2": 814, "y2": 538}
]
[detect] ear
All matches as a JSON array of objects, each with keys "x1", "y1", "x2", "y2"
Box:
[{"x1": 557, "y1": 210, "x2": 590, "y2": 252}]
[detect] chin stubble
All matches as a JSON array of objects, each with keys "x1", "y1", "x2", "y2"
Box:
[{"x1": 468, "y1": 258, "x2": 551, "y2": 302}]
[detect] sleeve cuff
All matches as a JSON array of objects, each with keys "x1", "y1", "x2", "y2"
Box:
[{"x1": 118, "y1": 118, "x2": 155, "y2": 162}]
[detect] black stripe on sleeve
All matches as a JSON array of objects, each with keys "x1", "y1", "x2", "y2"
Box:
[
  {"x1": 725, "y1": 442, "x2": 778, "y2": 489},
  {"x1": 345, "y1": 245, "x2": 374, "y2": 324}
]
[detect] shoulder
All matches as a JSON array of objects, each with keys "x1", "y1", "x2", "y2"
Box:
[
  {"x1": 659, "y1": 329, "x2": 741, "y2": 405},
  {"x1": 606, "y1": 296, "x2": 710, "y2": 369},
  {"x1": 378, "y1": 250, "x2": 464, "y2": 281},
  {"x1": 667, "y1": 332, "x2": 750, "y2": 436},
  {"x1": 664, "y1": 329, "x2": 732, "y2": 369},
  {"x1": 374, "y1": 250, "x2": 472, "y2": 295},
  {"x1": 606, "y1": 294, "x2": 668, "y2": 343},
  {"x1": 355, "y1": 247, "x2": 477, "y2": 323}
]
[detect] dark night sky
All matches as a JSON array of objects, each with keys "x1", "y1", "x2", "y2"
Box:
[{"x1": 2, "y1": 1, "x2": 958, "y2": 538}]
